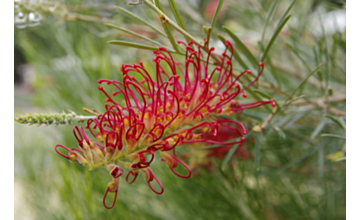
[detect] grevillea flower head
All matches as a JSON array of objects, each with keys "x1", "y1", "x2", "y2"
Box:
[{"x1": 55, "y1": 40, "x2": 275, "y2": 209}]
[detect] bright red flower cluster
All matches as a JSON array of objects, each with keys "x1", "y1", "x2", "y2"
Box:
[{"x1": 55, "y1": 40, "x2": 275, "y2": 209}]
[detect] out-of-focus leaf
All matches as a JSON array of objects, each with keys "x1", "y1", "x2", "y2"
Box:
[
  {"x1": 286, "y1": 43, "x2": 312, "y2": 72},
  {"x1": 318, "y1": 13, "x2": 330, "y2": 88},
  {"x1": 284, "y1": 95, "x2": 305, "y2": 107},
  {"x1": 211, "y1": 0, "x2": 224, "y2": 29},
  {"x1": 261, "y1": 15, "x2": 292, "y2": 62},
  {"x1": 221, "y1": 144, "x2": 238, "y2": 170},
  {"x1": 281, "y1": 148, "x2": 318, "y2": 172},
  {"x1": 115, "y1": 6, "x2": 167, "y2": 38},
  {"x1": 273, "y1": 126, "x2": 286, "y2": 139},
  {"x1": 105, "y1": 23, "x2": 163, "y2": 47},
  {"x1": 288, "y1": 64, "x2": 323, "y2": 99},
  {"x1": 260, "y1": 0, "x2": 279, "y2": 53},
  {"x1": 324, "y1": 115, "x2": 346, "y2": 130},
  {"x1": 311, "y1": 117, "x2": 327, "y2": 139},
  {"x1": 277, "y1": 0, "x2": 296, "y2": 28},
  {"x1": 108, "y1": 40, "x2": 174, "y2": 52},
  {"x1": 321, "y1": 134, "x2": 346, "y2": 140}
]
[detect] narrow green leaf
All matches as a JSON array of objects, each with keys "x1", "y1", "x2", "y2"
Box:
[
  {"x1": 286, "y1": 43, "x2": 312, "y2": 72},
  {"x1": 154, "y1": 0, "x2": 179, "y2": 52},
  {"x1": 260, "y1": 0, "x2": 279, "y2": 54},
  {"x1": 115, "y1": 6, "x2": 167, "y2": 38},
  {"x1": 288, "y1": 64, "x2": 323, "y2": 99},
  {"x1": 277, "y1": 0, "x2": 296, "y2": 29},
  {"x1": 283, "y1": 95, "x2": 305, "y2": 107},
  {"x1": 218, "y1": 34, "x2": 249, "y2": 69},
  {"x1": 281, "y1": 148, "x2": 318, "y2": 172},
  {"x1": 221, "y1": 144, "x2": 238, "y2": 170},
  {"x1": 261, "y1": 15, "x2": 291, "y2": 62},
  {"x1": 104, "y1": 23, "x2": 164, "y2": 47},
  {"x1": 168, "y1": 0, "x2": 187, "y2": 31},
  {"x1": 223, "y1": 26, "x2": 258, "y2": 68},
  {"x1": 321, "y1": 134, "x2": 346, "y2": 140},
  {"x1": 311, "y1": 117, "x2": 327, "y2": 139},
  {"x1": 108, "y1": 40, "x2": 169, "y2": 51},
  {"x1": 275, "y1": 126, "x2": 286, "y2": 139},
  {"x1": 324, "y1": 115, "x2": 346, "y2": 130},
  {"x1": 211, "y1": 0, "x2": 224, "y2": 29},
  {"x1": 284, "y1": 112, "x2": 308, "y2": 129},
  {"x1": 318, "y1": 13, "x2": 330, "y2": 89}
]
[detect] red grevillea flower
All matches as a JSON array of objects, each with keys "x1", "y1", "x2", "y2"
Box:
[{"x1": 55, "y1": 40, "x2": 275, "y2": 209}]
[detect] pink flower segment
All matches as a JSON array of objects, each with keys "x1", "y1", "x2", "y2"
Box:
[{"x1": 55, "y1": 40, "x2": 275, "y2": 209}]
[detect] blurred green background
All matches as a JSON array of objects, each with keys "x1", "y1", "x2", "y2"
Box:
[{"x1": 14, "y1": 0, "x2": 346, "y2": 219}]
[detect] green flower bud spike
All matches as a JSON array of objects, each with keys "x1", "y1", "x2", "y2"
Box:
[{"x1": 14, "y1": 111, "x2": 96, "y2": 126}]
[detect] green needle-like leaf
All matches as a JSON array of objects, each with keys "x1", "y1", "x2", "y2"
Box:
[
  {"x1": 211, "y1": 0, "x2": 224, "y2": 29},
  {"x1": 115, "y1": 6, "x2": 167, "y2": 38},
  {"x1": 311, "y1": 117, "x2": 327, "y2": 139},
  {"x1": 275, "y1": 126, "x2": 286, "y2": 139},
  {"x1": 167, "y1": 0, "x2": 191, "y2": 43},
  {"x1": 221, "y1": 144, "x2": 238, "y2": 170},
  {"x1": 108, "y1": 40, "x2": 174, "y2": 52},
  {"x1": 321, "y1": 134, "x2": 346, "y2": 140},
  {"x1": 105, "y1": 23, "x2": 164, "y2": 47},
  {"x1": 281, "y1": 148, "x2": 318, "y2": 172},
  {"x1": 288, "y1": 64, "x2": 323, "y2": 99},
  {"x1": 324, "y1": 115, "x2": 346, "y2": 130},
  {"x1": 168, "y1": 0, "x2": 187, "y2": 31},
  {"x1": 261, "y1": 15, "x2": 291, "y2": 62},
  {"x1": 286, "y1": 43, "x2": 312, "y2": 72},
  {"x1": 277, "y1": 0, "x2": 296, "y2": 28},
  {"x1": 260, "y1": 0, "x2": 279, "y2": 54}
]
